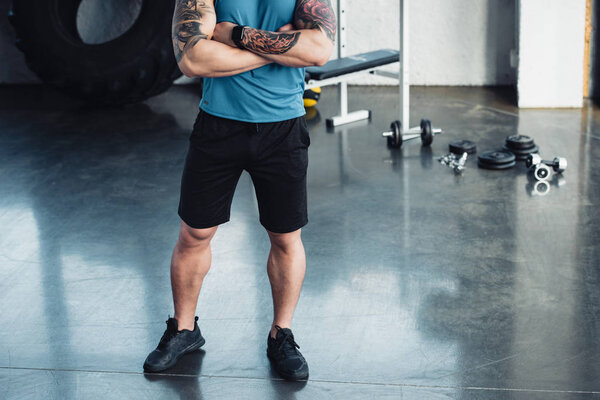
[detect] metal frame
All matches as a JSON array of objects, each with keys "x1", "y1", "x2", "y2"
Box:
[
  {"x1": 306, "y1": 68, "x2": 395, "y2": 90},
  {"x1": 383, "y1": 0, "x2": 442, "y2": 137},
  {"x1": 303, "y1": 0, "x2": 401, "y2": 127},
  {"x1": 399, "y1": 0, "x2": 410, "y2": 129},
  {"x1": 305, "y1": 0, "x2": 445, "y2": 138},
  {"x1": 306, "y1": 0, "x2": 443, "y2": 135},
  {"x1": 325, "y1": 0, "x2": 375, "y2": 127},
  {"x1": 303, "y1": 0, "x2": 400, "y2": 127}
]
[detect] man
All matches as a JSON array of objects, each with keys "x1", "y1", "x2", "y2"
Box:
[{"x1": 143, "y1": 0, "x2": 336, "y2": 381}]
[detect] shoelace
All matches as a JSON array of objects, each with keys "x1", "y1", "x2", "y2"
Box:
[
  {"x1": 274, "y1": 326, "x2": 300, "y2": 357},
  {"x1": 159, "y1": 316, "x2": 198, "y2": 346},
  {"x1": 159, "y1": 318, "x2": 180, "y2": 345}
]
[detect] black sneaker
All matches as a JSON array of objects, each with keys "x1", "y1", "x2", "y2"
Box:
[
  {"x1": 143, "y1": 316, "x2": 205, "y2": 372},
  {"x1": 267, "y1": 325, "x2": 309, "y2": 381}
]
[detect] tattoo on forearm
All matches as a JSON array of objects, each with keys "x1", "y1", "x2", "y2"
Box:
[
  {"x1": 172, "y1": 0, "x2": 214, "y2": 63},
  {"x1": 241, "y1": 28, "x2": 300, "y2": 55},
  {"x1": 294, "y1": 0, "x2": 336, "y2": 42}
]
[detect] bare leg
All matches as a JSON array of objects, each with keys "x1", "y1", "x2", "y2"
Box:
[
  {"x1": 266, "y1": 229, "x2": 306, "y2": 338},
  {"x1": 171, "y1": 221, "x2": 218, "y2": 331}
]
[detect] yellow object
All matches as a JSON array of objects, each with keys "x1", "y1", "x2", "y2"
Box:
[
  {"x1": 303, "y1": 87, "x2": 321, "y2": 108},
  {"x1": 305, "y1": 106, "x2": 318, "y2": 121}
]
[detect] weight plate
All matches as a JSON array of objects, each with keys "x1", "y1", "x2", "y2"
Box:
[
  {"x1": 478, "y1": 150, "x2": 515, "y2": 166},
  {"x1": 554, "y1": 157, "x2": 568, "y2": 172},
  {"x1": 477, "y1": 160, "x2": 516, "y2": 170},
  {"x1": 533, "y1": 164, "x2": 552, "y2": 181},
  {"x1": 505, "y1": 135, "x2": 535, "y2": 150},
  {"x1": 387, "y1": 120, "x2": 402, "y2": 148},
  {"x1": 503, "y1": 145, "x2": 539, "y2": 161},
  {"x1": 386, "y1": 135, "x2": 394, "y2": 147},
  {"x1": 526, "y1": 153, "x2": 542, "y2": 169},
  {"x1": 420, "y1": 119, "x2": 433, "y2": 147},
  {"x1": 514, "y1": 153, "x2": 536, "y2": 161},
  {"x1": 449, "y1": 140, "x2": 477, "y2": 155},
  {"x1": 503, "y1": 144, "x2": 539, "y2": 155}
]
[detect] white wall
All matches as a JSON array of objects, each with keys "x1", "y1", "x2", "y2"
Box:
[
  {"x1": 517, "y1": 0, "x2": 586, "y2": 108},
  {"x1": 0, "y1": 0, "x2": 517, "y2": 86}
]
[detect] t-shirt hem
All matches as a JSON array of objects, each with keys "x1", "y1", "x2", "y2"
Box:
[{"x1": 199, "y1": 105, "x2": 306, "y2": 123}]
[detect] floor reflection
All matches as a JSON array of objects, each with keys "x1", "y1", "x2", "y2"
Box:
[{"x1": 1, "y1": 85, "x2": 599, "y2": 398}]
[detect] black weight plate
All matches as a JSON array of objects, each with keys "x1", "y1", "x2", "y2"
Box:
[
  {"x1": 387, "y1": 136, "x2": 396, "y2": 147},
  {"x1": 420, "y1": 119, "x2": 433, "y2": 147},
  {"x1": 503, "y1": 145, "x2": 539, "y2": 160},
  {"x1": 478, "y1": 160, "x2": 516, "y2": 170},
  {"x1": 505, "y1": 135, "x2": 535, "y2": 150},
  {"x1": 510, "y1": 153, "x2": 537, "y2": 160},
  {"x1": 387, "y1": 120, "x2": 402, "y2": 148},
  {"x1": 478, "y1": 150, "x2": 515, "y2": 166},
  {"x1": 514, "y1": 154, "x2": 531, "y2": 161},
  {"x1": 503, "y1": 144, "x2": 538, "y2": 154},
  {"x1": 449, "y1": 140, "x2": 477, "y2": 155}
]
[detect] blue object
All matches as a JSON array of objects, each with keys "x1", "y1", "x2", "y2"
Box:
[{"x1": 200, "y1": 0, "x2": 305, "y2": 123}]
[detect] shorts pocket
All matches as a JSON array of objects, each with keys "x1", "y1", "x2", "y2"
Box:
[
  {"x1": 287, "y1": 147, "x2": 308, "y2": 180},
  {"x1": 299, "y1": 116, "x2": 311, "y2": 147},
  {"x1": 283, "y1": 117, "x2": 310, "y2": 180},
  {"x1": 189, "y1": 110, "x2": 205, "y2": 141}
]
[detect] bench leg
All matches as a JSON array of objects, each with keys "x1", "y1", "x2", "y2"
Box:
[
  {"x1": 326, "y1": 110, "x2": 371, "y2": 127},
  {"x1": 326, "y1": 81, "x2": 371, "y2": 127}
]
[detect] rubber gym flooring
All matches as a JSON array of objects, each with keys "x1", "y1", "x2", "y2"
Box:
[{"x1": 0, "y1": 84, "x2": 599, "y2": 399}]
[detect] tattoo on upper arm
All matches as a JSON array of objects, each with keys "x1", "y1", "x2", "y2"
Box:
[
  {"x1": 241, "y1": 28, "x2": 300, "y2": 55},
  {"x1": 172, "y1": 0, "x2": 214, "y2": 63},
  {"x1": 294, "y1": 0, "x2": 337, "y2": 42}
]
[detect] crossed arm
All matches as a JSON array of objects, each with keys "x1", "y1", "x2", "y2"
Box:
[
  {"x1": 172, "y1": 0, "x2": 271, "y2": 77},
  {"x1": 233, "y1": 0, "x2": 336, "y2": 68},
  {"x1": 172, "y1": 0, "x2": 336, "y2": 77}
]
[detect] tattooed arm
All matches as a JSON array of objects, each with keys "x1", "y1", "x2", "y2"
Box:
[
  {"x1": 211, "y1": 0, "x2": 336, "y2": 68},
  {"x1": 172, "y1": 0, "x2": 272, "y2": 77}
]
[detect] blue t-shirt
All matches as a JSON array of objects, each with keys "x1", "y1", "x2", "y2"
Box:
[{"x1": 200, "y1": 0, "x2": 306, "y2": 123}]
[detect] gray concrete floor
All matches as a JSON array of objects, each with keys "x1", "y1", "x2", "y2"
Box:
[{"x1": 0, "y1": 84, "x2": 599, "y2": 399}]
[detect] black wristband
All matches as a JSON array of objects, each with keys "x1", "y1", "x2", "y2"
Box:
[{"x1": 232, "y1": 25, "x2": 246, "y2": 49}]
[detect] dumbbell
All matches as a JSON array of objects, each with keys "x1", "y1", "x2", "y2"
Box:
[
  {"x1": 526, "y1": 154, "x2": 568, "y2": 172},
  {"x1": 382, "y1": 119, "x2": 441, "y2": 149},
  {"x1": 526, "y1": 154, "x2": 567, "y2": 181}
]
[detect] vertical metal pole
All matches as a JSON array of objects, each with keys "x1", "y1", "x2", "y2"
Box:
[
  {"x1": 399, "y1": 0, "x2": 410, "y2": 127},
  {"x1": 337, "y1": 0, "x2": 348, "y2": 116},
  {"x1": 400, "y1": 0, "x2": 411, "y2": 250}
]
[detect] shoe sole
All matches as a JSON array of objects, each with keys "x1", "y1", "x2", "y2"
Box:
[
  {"x1": 267, "y1": 352, "x2": 309, "y2": 381},
  {"x1": 143, "y1": 337, "x2": 206, "y2": 373}
]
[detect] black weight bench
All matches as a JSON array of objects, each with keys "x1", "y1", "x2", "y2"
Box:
[
  {"x1": 304, "y1": 49, "x2": 400, "y2": 127},
  {"x1": 305, "y1": 49, "x2": 399, "y2": 82}
]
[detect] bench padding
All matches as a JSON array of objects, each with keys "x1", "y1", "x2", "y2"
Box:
[{"x1": 305, "y1": 49, "x2": 399, "y2": 81}]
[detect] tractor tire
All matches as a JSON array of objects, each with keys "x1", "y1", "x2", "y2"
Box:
[{"x1": 8, "y1": 0, "x2": 182, "y2": 105}]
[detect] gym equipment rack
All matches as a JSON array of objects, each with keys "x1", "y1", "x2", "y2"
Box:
[{"x1": 305, "y1": 0, "x2": 443, "y2": 137}]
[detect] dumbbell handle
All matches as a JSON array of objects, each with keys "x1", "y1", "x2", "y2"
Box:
[
  {"x1": 528, "y1": 158, "x2": 555, "y2": 167},
  {"x1": 542, "y1": 158, "x2": 567, "y2": 172},
  {"x1": 528, "y1": 155, "x2": 567, "y2": 171},
  {"x1": 381, "y1": 131, "x2": 421, "y2": 141},
  {"x1": 402, "y1": 133, "x2": 421, "y2": 141},
  {"x1": 383, "y1": 129, "x2": 442, "y2": 137}
]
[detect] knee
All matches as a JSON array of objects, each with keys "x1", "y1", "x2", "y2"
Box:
[
  {"x1": 177, "y1": 222, "x2": 217, "y2": 250},
  {"x1": 268, "y1": 229, "x2": 302, "y2": 252}
]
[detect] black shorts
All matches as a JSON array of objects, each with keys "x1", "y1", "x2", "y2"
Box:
[{"x1": 178, "y1": 110, "x2": 310, "y2": 233}]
